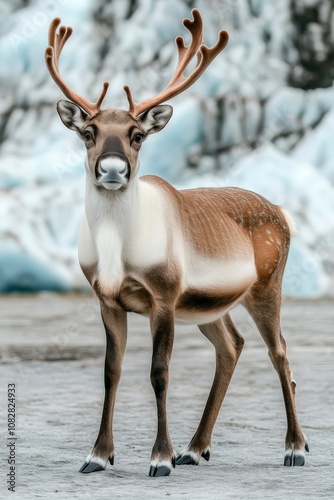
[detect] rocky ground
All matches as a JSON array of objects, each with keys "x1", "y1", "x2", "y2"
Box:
[{"x1": 0, "y1": 295, "x2": 333, "y2": 499}]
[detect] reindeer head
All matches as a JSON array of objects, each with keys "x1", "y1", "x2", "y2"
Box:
[
  {"x1": 45, "y1": 11, "x2": 229, "y2": 191},
  {"x1": 54, "y1": 102, "x2": 172, "y2": 191}
]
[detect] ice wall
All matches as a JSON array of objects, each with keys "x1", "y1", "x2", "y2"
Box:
[{"x1": 0, "y1": 0, "x2": 334, "y2": 296}]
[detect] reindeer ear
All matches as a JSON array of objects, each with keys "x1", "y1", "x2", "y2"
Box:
[
  {"x1": 138, "y1": 105, "x2": 173, "y2": 135},
  {"x1": 57, "y1": 100, "x2": 89, "y2": 133}
]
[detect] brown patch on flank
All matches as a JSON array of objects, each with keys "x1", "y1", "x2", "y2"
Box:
[{"x1": 251, "y1": 224, "x2": 287, "y2": 281}]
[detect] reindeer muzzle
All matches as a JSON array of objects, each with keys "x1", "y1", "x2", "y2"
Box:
[{"x1": 96, "y1": 153, "x2": 129, "y2": 190}]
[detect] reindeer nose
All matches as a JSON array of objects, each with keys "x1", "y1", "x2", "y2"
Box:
[{"x1": 98, "y1": 156, "x2": 128, "y2": 190}]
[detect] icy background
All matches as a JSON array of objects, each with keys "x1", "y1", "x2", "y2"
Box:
[{"x1": 1, "y1": 0, "x2": 334, "y2": 296}]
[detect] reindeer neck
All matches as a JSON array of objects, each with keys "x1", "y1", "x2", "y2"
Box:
[{"x1": 84, "y1": 175, "x2": 141, "y2": 230}]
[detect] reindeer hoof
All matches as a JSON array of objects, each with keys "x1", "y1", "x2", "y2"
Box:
[
  {"x1": 176, "y1": 447, "x2": 210, "y2": 466},
  {"x1": 175, "y1": 453, "x2": 198, "y2": 465},
  {"x1": 79, "y1": 461, "x2": 105, "y2": 473},
  {"x1": 293, "y1": 454, "x2": 305, "y2": 466},
  {"x1": 284, "y1": 450, "x2": 305, "y2": 467},
  {"x1": 284, "y1": 437, "x2": 309, "y2": 467},
  {"x1": 149, "y1": 457, "x2": 175, "y2": 477},
  {"x1": 149, "y1": 464, "x2": 171, "y2": 477},
  {"x1": 79, "y1": 453, "x2": 109, "y2": 473}
]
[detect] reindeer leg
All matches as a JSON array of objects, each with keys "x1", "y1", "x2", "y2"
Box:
[
  {"x1": 244, "y1": 281, "x2": 309, "y2": 466},
  {"x1": 80, "y1": 304, "x2": 127, "y2": 473},
  {"x1": 149, "y1": 307, "x2": 176, "y2": 477},
  {"x1": 176, "y1": 313, "x2": 244, "y2": 465}
]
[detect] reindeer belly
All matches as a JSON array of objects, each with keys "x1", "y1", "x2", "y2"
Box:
[{"x1": 175, "y1": 288, "x2": 246, "y2": 325}]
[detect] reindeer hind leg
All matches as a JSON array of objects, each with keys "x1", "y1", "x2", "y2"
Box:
[{"x1": 244, "y1": 281, "x2": 309, "y2": 466}]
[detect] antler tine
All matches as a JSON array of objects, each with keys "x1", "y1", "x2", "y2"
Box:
[
  {"x1": 124, "y1": 9, "x2": 229, "y2": 118},
  {"x1": 170, "y1": 8, "x2": 203, "y2": 84},
  {"x1": 45, "y1": 18, "x2": 109, "y2": 116},
  {"x1": 48, "y1": 17, "x2": 61, "y2": 48},
  {"x1": 188, "y1": 29, "x2": 229, "y2": 81},
  {"x1": 56, "y1": 27, "x2": 73, "y2": 64}
]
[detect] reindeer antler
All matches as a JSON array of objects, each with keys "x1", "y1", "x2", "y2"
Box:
[
  {"x1": 45, "y1": 18, "x2": 109, "y2": 116},
  {"x1": 45, "y1": 12, "x2": 228, "y2": 118},
  {"x1": 124, "y1": 9, "x2": 229, "y2": 118}
]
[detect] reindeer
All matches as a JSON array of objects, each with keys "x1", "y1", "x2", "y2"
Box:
[{"x1": 45, "y1": 10, "x2": 308, "y2": 477}]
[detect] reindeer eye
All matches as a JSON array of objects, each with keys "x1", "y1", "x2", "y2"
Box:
[
  {"x1": 134, "y1": 133, "x2": 143, "y2": 143},
  {"x1": 84, "y1": 130, "x2": 92, "y2": 141}
]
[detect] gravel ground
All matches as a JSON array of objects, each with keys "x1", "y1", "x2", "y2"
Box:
[{"x1": 0, "y1": 295, "x2": 333, "y2": 499}]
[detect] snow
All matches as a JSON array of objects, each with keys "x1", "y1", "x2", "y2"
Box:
[{"x1": 1, "y1": 0, "x2": 334, "y2": 296}]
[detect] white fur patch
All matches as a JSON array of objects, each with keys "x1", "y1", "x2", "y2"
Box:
[
  {"x1": 293, "y1": 450, "x2": 305, "y2": 457},
  {"x1": 78, "y1": 215, "x2": 97, "y2": 267},
  {"x1": 183, "y1": 256, "x2": 257, "y2": 291},
  {"x1": 83, "y1": 178, "x2": 170, "y2": 293},
  {"x1": 178, "y1": 449, "x2": 201, "y2": 464},
  {"x1": 280, "y1": 208, "x2": 297, "y2": 235},
  {"x1": 124, "y1": 181, "x2": 169, "y2": 268},
  {"x1": 150, "y1": 459, "x2": 173, "y2": 470},
  {"x1": 96, "y1": 221, "x2": 123, "y2": 293},
  {"x1": 85, "y1": 453, "x2": 107, "y2": 468}
]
